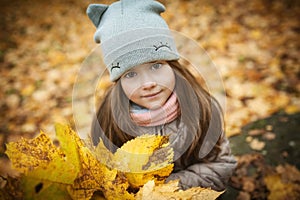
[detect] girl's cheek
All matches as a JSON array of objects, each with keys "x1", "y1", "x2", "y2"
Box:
[{"x1": 128, "y1": 86, "x2": 140, "y2": 98}]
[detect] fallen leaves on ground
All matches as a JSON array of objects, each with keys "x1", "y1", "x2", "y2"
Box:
[
  {"x1": 264, "y1": 164, "x2": 300, "y2": 200},
  {"x1": 230, "y1": 154, "x2": 300, "y2": 200}
]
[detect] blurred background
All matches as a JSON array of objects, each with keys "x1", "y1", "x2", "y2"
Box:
[{"x1": 0, "y1": 0, "x2": 299, "y2": 199}]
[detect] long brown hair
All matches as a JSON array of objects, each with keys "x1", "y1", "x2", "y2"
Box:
[{"x1": 91, "y1": 60, "x2": 223, "y2": 163}]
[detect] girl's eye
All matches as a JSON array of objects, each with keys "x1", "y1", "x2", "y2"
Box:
[
  {"x1": 151, "y1": 63, "x2": 162, "y2": 70},
  {"x1": 124, "y1": 71, "x2": 137, "y2": 78}
]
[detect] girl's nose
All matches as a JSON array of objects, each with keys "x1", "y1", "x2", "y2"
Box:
[
  {"x1": 140, "y1": 72, "x2": 157, "y2": 90},
  {"x1": 141, "y1": 81, "x2": 157, "y2": 90}
]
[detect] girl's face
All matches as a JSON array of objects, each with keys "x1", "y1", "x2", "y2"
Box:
[{"x1": 120, "y1": 61, "x2": 175, "y2": 109}]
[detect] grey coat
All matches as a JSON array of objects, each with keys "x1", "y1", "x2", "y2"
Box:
[{"x1": 136, "y1": 120, "x2": 237, "y2": 191}]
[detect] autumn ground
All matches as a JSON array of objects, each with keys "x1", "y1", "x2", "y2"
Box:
[{"x1": 0, "y1": 0, "x2": 299, "y2": 199}]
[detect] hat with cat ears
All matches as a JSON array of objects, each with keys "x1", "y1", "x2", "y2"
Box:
[{"x1": 87, "y1": 0, "x2": 179, "y2": 81}]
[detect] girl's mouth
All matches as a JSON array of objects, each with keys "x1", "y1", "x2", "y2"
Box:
[{"x1": 143, "y1": 90, "x2": 161, "y2": 98}]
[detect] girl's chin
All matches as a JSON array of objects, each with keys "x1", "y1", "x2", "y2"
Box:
[{"x1": 146, "y1": 102, "x2": 165, "y2": 110}]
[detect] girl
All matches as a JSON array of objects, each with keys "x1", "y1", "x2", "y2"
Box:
[{"x1": 87, "y1": 0, "x2": 236, "y2": 191}]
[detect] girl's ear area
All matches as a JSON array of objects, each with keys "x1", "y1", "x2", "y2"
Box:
[
  {"x1": 86, "y1": 4, "x2": 109, "y2": 27},
  {"x1": 141, "y1": 0, "x2": 166, "y2": 14}
]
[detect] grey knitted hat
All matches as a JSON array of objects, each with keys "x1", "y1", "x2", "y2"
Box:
[{"x1": 86, "y1": 0, "x2": 180, "y2": 81}]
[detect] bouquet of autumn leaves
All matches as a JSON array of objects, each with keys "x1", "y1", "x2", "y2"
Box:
[{"x1": 2, "y1": 123, "x2": 224, "y2": 200}]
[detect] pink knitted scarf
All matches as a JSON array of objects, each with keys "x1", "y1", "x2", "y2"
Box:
[{"x1": 130, "y1": 93, "x2": 180, "y2": 127}]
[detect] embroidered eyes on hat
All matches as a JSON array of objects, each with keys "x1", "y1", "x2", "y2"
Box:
[{"x1": 86, "y1": 0, "x2": 180, "y2": 81}]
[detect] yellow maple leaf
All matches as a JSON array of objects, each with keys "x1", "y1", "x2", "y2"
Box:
[
  {"x1": 113, "y1": 134, "x2": 174, "y2": 188},
  {"x1": 67, "y1": 136, "x2": 134, "y2": 200},
  {"x1": 136, "y1": 180, "x2": 224, "y2": 200},
  {"x1": 21, "y1": 177, "x2": 71, "y2": 200},
  {"x1": 5, "y1": 132, "x2": 56, "y2": 173},
  {"x1": 101, "y1": 172, "x2": 135, "y2": 200},
  {"x1": 5, "y1": 127, "x2": 80, "y2": 184},
  {"x1": 92, "y1": 139, "x2": 115, "y2": 168}
]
